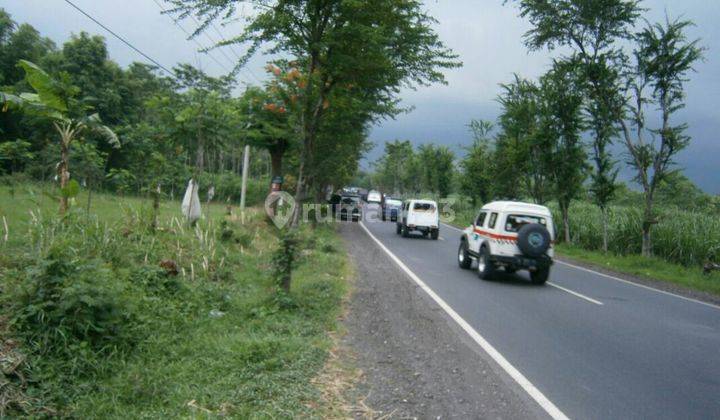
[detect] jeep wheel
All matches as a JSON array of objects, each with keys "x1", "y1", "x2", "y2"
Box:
[
  {"x1": 431, "y1": 229, "x2": 439, "y2": 240},
  {"x1": 396, "y1": 223, "x2": 401, "y2": 234},
  {"x1": 477, "y1": 247, "x2": 495, "y2": 280},
  {"x1": 458, "y1": 241, "x2": 472, "y2": 269},
  {"x1": 530, "y1": 267, "x2": 550, "y2": 284},
  {"x1": 401, "y1": 224, "x2": 409, "y2": 238}
]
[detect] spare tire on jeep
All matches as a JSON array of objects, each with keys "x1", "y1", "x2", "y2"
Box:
[{"x1": 517, "y1": 223, "x2": 551, "y2": 258}]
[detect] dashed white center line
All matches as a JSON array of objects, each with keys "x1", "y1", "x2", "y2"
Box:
[{"x1": 547, "y1": 282, "x2": 603, "y2": 305}]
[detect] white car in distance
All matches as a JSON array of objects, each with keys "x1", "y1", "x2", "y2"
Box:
[{"x1": 396, "y1": 199, "x2": 440, "y2": 240}]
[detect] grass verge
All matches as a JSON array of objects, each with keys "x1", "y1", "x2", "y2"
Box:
[
  {"x1": 0, "y1": 183, "x2": 351, "y2": 418},
  {"x1": 555, "y1": 243, "x2": 720, "y2": 297}
]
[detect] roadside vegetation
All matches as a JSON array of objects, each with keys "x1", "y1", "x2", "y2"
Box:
[
  {"x1": 362, "y1": 1, "x2": 719, "y2": 293},
  {"x1": 0, "y1": 183, "x2": 349, "y2": 417},
  {"x1": 1, "y1": 1, "x2": 458, "y2": 416}
]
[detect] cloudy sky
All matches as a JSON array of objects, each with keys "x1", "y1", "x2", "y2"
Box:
[{"x1": 4, "y1": 0, "x2": 719, "y2": 192}]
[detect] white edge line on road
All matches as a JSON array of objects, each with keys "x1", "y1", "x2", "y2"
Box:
[
  {"x1": 555, "y1": 260, "x2": 720, "y2": 311},
  {"x1": 547, "y1": 282, "x2": 603, "y2": 305},
  {"x1": 359, "y1": 221, "x2": 570, "y2": 420},
  {"x1": 442, "y1": 223, "x2": 720, "y2": 311}
]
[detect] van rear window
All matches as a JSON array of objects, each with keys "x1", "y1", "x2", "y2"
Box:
[
  {"x1": 505, "y1": 214, "x2": 546, "y2": 232},
  {"x1": 413, "y1": 203, "x2": 435, "y2": 212}
]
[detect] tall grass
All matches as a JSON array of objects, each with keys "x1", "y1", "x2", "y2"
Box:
[
  {"x1": 550, "y1": 202, "x2": 720, "y2": 267},
  {"x1": 0, "y1": 184, "x2": 349, "y2": 417}
]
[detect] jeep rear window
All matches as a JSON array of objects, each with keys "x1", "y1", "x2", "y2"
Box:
[
  {"x1": 505, "y1": 214, "x2": 547, "y2": 232},
  {"x1": 413, "y1": 203, "x2": 435, "y2": 212}
]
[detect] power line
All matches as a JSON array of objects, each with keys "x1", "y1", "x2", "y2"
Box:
[
  {"x1": 209, "y1": 21, "x2": 263, "y2": 84},
  {"x1": 187, "y1": 13, "x2": 261, "y2": 84},
  {"x1": 151, "y1": 0, "x2": 233, "y2": 75},
  {"x1": 62, "y1": 0, "x2": 175, "y2": 77}
]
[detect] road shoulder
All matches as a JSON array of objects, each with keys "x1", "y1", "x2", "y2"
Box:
[
  {"x1": 338, "y1": 223, "x2": 543, "y2": 419},
  {"x1": 554, "y1": 254, "x2": 720, "y2": 308}
]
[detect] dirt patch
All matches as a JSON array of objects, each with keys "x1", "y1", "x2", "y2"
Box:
[{"x1": 338, "y1": 224, "x2": 544, "y2": 419}]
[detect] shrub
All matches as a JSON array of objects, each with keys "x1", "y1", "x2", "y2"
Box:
[
  {"x1": 10, "y1": 247, "x2": 136, "y2": 375},
  {"x1": 131, "y1": 265, "x2": 182, "y2": 295}
]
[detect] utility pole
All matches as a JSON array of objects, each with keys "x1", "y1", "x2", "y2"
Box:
[{"x1": 240, "y1": 144, "x2": 250, "y2": 223}]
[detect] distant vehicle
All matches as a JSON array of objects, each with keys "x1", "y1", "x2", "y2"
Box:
[
  {"x1": 339, "y1": 195, "x2": 361, "y2": 222},
  {"x1": 457, "y1": 201, "x2": 554, "y2": 284},
  {"x1": 382, "y1": 197, "x2": 403, "y2": 222},
  {"x1": 363, "y1": 202, "x2": 382, "y2": 222},
  {"x1": 397, "y1": 199, "x2": 440, "y2": 240},
  {"x1": 366, "y1": 190, "x2": 383, "y2": 204}
]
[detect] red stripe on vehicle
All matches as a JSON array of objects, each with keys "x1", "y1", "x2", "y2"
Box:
[{"x1": 473, "y1": 229, "x2": 518, "y2": 242}]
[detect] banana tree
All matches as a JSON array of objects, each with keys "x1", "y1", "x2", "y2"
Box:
[{"x1": 0, "y1": 60, "x2": 119, "y2": 214}]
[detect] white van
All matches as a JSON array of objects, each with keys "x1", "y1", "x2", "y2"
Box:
[{"x1": 396, "y1": 199, "x2": 440, "y2": 240}]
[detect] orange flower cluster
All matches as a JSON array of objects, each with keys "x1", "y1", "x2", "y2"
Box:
[{"x1": 263, "y1": 102, "x2": 286, "y2": 114}]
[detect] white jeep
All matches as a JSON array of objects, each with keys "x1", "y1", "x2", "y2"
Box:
[
  {"x1": 396, "y1": 199, "x2": 440, "y2": 240},
  {"x1": 457, "y1": 201, "x2": 554, "y2": 284}
]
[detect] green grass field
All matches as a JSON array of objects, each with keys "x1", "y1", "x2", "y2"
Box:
[{"x1": 0, "y1": 183, "x2": 350, "y2": 418}]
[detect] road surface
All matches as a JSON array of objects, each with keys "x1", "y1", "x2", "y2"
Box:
[{"x1": 358, "y1": 219, "x2": 720, "y2": 419}]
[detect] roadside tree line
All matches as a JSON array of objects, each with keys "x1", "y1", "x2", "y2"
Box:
[
  {"x1": 1, "y1": 3, "x2": 458, "y2": 227},
  {"x1": 368, "y1": 1, "x2": 716, "y2": 264}
]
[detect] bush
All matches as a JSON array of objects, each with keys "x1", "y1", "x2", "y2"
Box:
[
  {"x1": 9, "y1": 247, "x2": 137, "y2": 375},
  {"x1": 199, "y1": 171, "x2": 268, "y2": 206}
]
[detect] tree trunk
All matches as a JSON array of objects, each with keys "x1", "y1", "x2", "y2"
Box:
[
  {"x1": 291, "y1": 158, "x2": 305, "y2": 227},
  {"x1": 151, "y1": 183, "x2": 161, "y2": 231},
  {"x1": 601, "y1": 205, "x2": 609, "y2": 253},
  {"x1": 641, "y1": 193, "x2": 654, "y2": 257},
  {"x1": 560, "y1": 200, "x2": 571, "y2": 244},
  {"x1": 195, "y1": 143, "x2": 205, "y2": 174},
  {"x1": 269, "y1": 143, "x2": 285, "y2": 181}
]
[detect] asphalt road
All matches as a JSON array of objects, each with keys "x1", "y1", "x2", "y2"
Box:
[{"x1": 359, "y1": 218, "x2": 720, "y2": 419}]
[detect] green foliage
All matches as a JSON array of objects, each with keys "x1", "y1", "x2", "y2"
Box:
[
  {"x1": 460, "y1": 120, "x2": 495, "y2": 204},
  {"x1": 494, "y1": 74, "x2": 547, "y2": 201},
  {"x1": 549, "y1": 201, "x2": 720, "y2": 267},
  {"x1": 272, "y1": 231, "x2": 299, "y2": 293},
  {"x1": 59, "y1": 178, "x2": 79, "y2": 198},
  {"x1": 0, "y1": 186, "x2": 349, "y2": 417},
  {"x1": 372, "y1": 141, "x2": 456, "y2": 198},
  {"x1": 105, "y1": 168, "x2": 136, "y2": 195},
  {"x1": 537, "y1": 60, "x2": 588, "y2": 240},
  {"x1": 9, "y1": 246, "x2": 136, "y2": 377},
  {"x1": 373, "y1": 140, "x2": 416, "y2": 195},
  {"x1": 0, "y1": 139, "x2": 33, "y2": 173}
]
